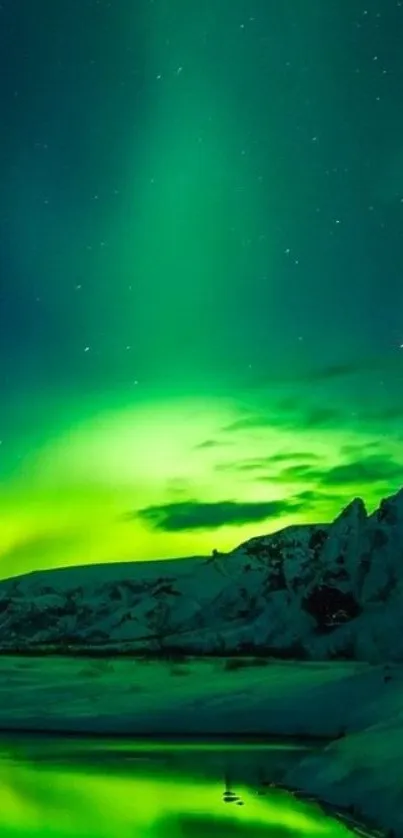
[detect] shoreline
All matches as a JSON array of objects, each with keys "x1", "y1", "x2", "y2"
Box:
[{"x1": 0, "y1": 656, "x2": 400, "y2": 836}]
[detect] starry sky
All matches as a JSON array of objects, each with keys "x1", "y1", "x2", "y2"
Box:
[{"x1": 1, "y1": 0, "x2": 403, "y2": 579}]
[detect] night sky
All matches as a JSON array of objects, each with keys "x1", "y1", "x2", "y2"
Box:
[{"x1": 1, "y1": 0, "x2": 403, "y2": 579}]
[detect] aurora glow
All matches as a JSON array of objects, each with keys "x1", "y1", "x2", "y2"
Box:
[
  {"x1": 0, "y1": 737, "x2": 353, "y2": 838},
  {"x1": 1, "y1": 1, "x2": 402, "y2": 578}
]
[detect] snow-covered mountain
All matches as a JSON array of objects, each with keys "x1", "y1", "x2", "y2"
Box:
[{"x1": 0, "y1": 487, "x2": 403, "y2": 661}]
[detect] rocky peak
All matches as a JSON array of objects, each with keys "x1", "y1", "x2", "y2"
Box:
[
  {"x1": 337, "y1": 497, "x2": 367, "y2": 522},
  {"x1": 374, "y1": 487, "x2": 403, "y2": 526},
  {"x1": 0, "y1": 486, "x2": 402, "y2": 661}
]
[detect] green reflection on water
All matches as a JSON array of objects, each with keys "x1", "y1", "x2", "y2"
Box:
[{"x1": 0, "y1": 737, "x2": 353, "y2": 838}]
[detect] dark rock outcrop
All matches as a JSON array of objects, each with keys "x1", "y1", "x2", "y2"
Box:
[{"x1": 0, "y1": 488, "x2": 402, "y2": 660}]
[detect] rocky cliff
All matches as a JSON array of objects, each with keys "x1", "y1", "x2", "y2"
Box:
[{"x1": 0, "y1": 488, "x2": 402, "y2": 660}]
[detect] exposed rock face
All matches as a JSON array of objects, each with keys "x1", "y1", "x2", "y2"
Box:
[{"x1": 0, "y1": 487, "x2": 402, "y2": 661}]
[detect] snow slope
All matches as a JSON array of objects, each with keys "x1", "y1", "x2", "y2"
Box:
[
  {"x1": 0, "y1": 656, "x2": 401, "y2": 835},
  {"x1": 0, "y1": 487, "x2": 402, "y2": 661}
]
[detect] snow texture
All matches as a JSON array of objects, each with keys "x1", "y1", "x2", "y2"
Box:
[
  {"x1": 0, "y1": 487, "x2": 403, "y2": 661},
  {"x1": 0, "y1": 657, "x2": 401, "y2": 835}
]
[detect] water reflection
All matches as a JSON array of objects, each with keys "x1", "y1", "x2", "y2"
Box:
[{"x1": 0, "y1": 736, "x2": 353, "y2": 837}]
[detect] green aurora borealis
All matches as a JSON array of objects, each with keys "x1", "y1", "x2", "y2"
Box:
[
  {"x1": 0, "y1": 738, "x2": 351, "y2": 838},
  {"x1": 1, "y1": 0, "x2": 403, "y2": 578}
]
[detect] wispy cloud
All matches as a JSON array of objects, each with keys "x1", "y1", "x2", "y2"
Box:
[
  {"x1": 215, "y1": 450, "x2": 323, "y2": 476},
  {"x1": 222, "y1": 415, "x2": 269, "y2": 433},
  {"x1": 321, "y1": 455, "x2": 402, "y2": 486},
  {"x1": 244, "y1": 352, "x2": 402, "y2": 388},
  {"x1": 303, "y1": 407, "x2": 343, "y2": 428},
  {"x1": 277, "y1": 463, "x2": 322, "y2": 481}
]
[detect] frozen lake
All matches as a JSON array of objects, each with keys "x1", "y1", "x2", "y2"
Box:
[{"x1": 0, "y1": 733, "x2": 354, "y2": 838}]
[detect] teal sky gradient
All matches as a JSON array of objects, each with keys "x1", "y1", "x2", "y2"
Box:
[{"x1": 0, "y1": 0, "x2": 402, "y2": 578}]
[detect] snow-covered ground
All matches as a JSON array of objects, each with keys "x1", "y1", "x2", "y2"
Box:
[
  {"x1": 0, "y1": 656, "x2": 401, "y2": 835},
  {"x1": 1, "y1": 487, "x2": 403, "y2": 662},
  {"x1": 1, "y1": 487, "x2": 403, "y2": 834},
  {"x1": 0, "y1": 655, "x2": 370, "y2": 736}
]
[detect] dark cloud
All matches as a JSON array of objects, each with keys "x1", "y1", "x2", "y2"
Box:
[
  {"x1": 340, "y1": 441, "x2": 380, "y2": 457},
  {"x1": 296, "y1": 353, "x2": 403, "y2": 383},
  {"x1": 195, "y1": 437, "x2": 234, "y2": 451},
  {"x1": 269, "y1": 450, "x2": 322, "y2": 464},
  {"x1": 377, "y1": 406, "x2": 403, "y2": 421},
  {"x1": 275, "y1": 397, "x2": 300, "y2": 413},
  {"x1": 303, "y1": 362, "x2": 371, "y2": 382},
  {"x1": 214, "y1": 457, "x2": 271, "y2": 474},
  {"x1": 269, "y1": 402, "x2": 343, "y2": 430},
  {"x1": 283, "y1": 400, "x2": 403, "y2": 432},
  {"x1": 134, "y1": 498, "x2": 302, "y2": 532},
  {"x1": 222, "y1": 400, "x2": 345, "y2": 435},
  {"x1": 242, "y1": 361, "x2": 362, "y2": 390},
  {"x1": 354, "y1": 405, "x2": 403, "y2": 424},
  {"x1": 225, "y1": 398, "x2": 343, "y2": 432},
  {"x1": 245, "y1": 352, "x2": 402, "y2": 391},
  {"x1": 288, "y1": 489, "x2": 341, "y2": 509},
  {"x1": 321, "y1": 456, "x2": 402, "y2": 487},
  {"x1": 278, "y1": 463, "x2": 323, "y2": 481},
  {"x1": 281, "y1": 397, "x2": 403, "y2": 432},
  {"x1": 303, "y1": 407, "x2": 342, "y2": 427},
  {"x1": 222, "y1": 415, "x2": 268, "y2": 433},
  {"x1": 126, "y1": 486, "x2": 353, "y2": 534},
  {"x1": 216, "y1": 451, "x2": 323, "y2": 475},
  {"x1": 296, "y1": 489, "x2": 347, "y2": 505},
  {"x1": 194, "y1": 439, "x2": 221, "y2": 449},
  {"x1": 233, "y1": 460, "x2": 269, "y2": 473},
  {"x1": 265, "y1": 451, "x2": 403, "y2": 493}
]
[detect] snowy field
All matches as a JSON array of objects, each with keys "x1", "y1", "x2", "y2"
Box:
[
  {"x1": 0, "y1": 655, "x2": 402, "y2": 836},
  {"x1": 0, "y1": 656, "x2": 371, "y2": 735}
]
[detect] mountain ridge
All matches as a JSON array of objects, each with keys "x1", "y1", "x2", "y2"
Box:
[{"x1": 0, "y1": 486, "x2": 402, "y2": 661}]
